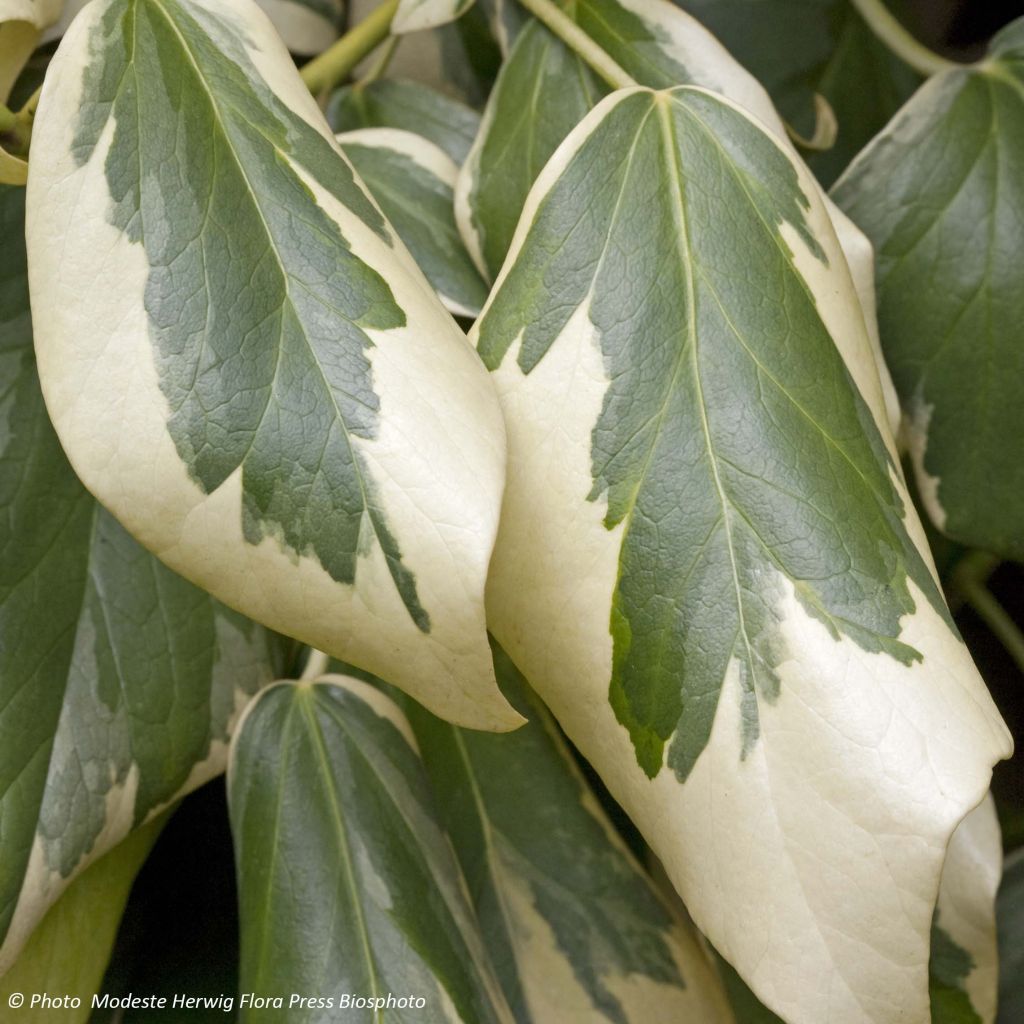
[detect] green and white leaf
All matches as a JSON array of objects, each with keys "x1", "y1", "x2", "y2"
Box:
[
  {"x1": 473, "y1": 86, "x2": 1011, "y2": 1024},
  {"x1": 27, "y1": 0, "x2": 519, "y2": 732},
  {"x1": 673, "y1": 0, "x2": 920, "y2": 185},
  {"x1": 997, "y1": 848, "x2": 1024, "y2": 1024},
  {"x1": 454, "y1": 0, "x2": 902, "y2": 434},
  {"x1": 256, "y1": 0, "x2": 341, "y2": 53},
  {"x1": 0, "y1": 182, "x2": 287, "y2": 969},
  {"x1": 930, "y1": 795, "x2": 1002, "y2": 1023},
  {"x1": 327, "y1": 79, "x2": 482, "y2": 165},
  {"x1": 0, "y1": 814, "x2": 165, "y2": 1015},
  {"x1": 228, "y1": 677, "x2": 514, "y2": 1023},
  {"x1": 393, "y1": 0, "x2": 474, "y2": 34},
  {"x1": 0, "y1": 0, "x2": 61, "y2": 100},
  {"x1": 833, "y1": 19, "x2": 1024, "y2": 560},
  {"x1": 397, "y1": 642, "x2": 734, "y2": 1023},
  {"x1": 338, "y1": 128, "x2": 488, "y2": 318}
]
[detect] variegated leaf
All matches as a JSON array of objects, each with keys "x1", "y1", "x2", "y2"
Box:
[
  {"x1": 228, "y1": 677, "x2": 514, "y2": 1023},
  {"x1": 0, "y1": 815, "x2": 165, "y2": 1015},
  {"x1": 27, "y1": 0, "x2": 519, "y2": 732},
  {"x1": 833, "y1": 19, "x2": 1024, "y2": 561},
  {"x1": 473, "y1": 86, "x2": 1012, "y2": 1024},
  {"x1": 393, "y1": 0, "x2": 474, "y2": 34},
  {"x1": 395, "y1": 642, "x2": 734, "y2": 1023},
  {"x1": 0, "y1": 183, "x2": 289, "y2": 970},
  {"x1": 337, "y1": 128, "x2": 488, "y2": 318},
  {"x1": 256, "y1": 0, "x2": 341, "y2": 53},
  {"x1": 0, "y1": 0, "x2": 61, "y2": 100},
  {"x1": 327, "y1": 78, "x2": 481, "y2": 165},
  {"x1": 930, "y1": 796, "x2": 1002, "y2": 1024},
  {"x1": 454, "y1": 0, "x2": 902, "y2": 434}
]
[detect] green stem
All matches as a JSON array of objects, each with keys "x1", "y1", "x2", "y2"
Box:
[
  {"x1": 951, "y1": 553, "x2": 1024, "y2": 675},
  {"x1": 300, "y1": 648, "x2": 331, "y2": 681},
  {"x1": 515, "y1": 0, "x2": 637, "y2": 90},
  {"x1": 848, "y1": 0, "x2": 964, "y2": 77},
  {"x1": 360, "y1": 35, "x2": 399, "y2": 86},
  {"x1": 300, "y1": 0, "x2": 399, "y2": 95}
]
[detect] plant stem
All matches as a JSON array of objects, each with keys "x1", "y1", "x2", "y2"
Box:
[
  {"x1": 361, "y1": 35, "x2": 399, "y2": 86},
  {"x1": 848, "y1": 0, "x2": 964, "y2": 77},
  {"x1": 300, "y1": 648, "x2": 331, "y2": 681},
  {"x1": 951, "y1": 553, "x2": 1024, "y2": 675},
  {"x1": 300, "y1": 0, "x2": 400, "y2": 95},
  {"x1": 515, "y1": 0, "x2": 637, "y2": 90}
]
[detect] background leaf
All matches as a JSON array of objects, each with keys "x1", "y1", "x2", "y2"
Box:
[{"x1": 229, "y1": 678, "x2": 514, "y2": 1023}]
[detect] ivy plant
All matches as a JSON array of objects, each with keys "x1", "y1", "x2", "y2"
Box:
[{"x1": 0, "y1": 0, "x2": 1021, "y2": 1022}]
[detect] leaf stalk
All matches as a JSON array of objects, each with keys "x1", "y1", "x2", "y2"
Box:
[
  {"x1": 848, "y1": 0, "x2": 965, "y2": 77},
  {"x1": 300, "y1": 0, "x2": 400, "y2": 95}
]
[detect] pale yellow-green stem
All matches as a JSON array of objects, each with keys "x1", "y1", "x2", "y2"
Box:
[
  {"x1": 299, "y1": 0, "x2": 400, "y2": 95},
  {"x1": 849, "y1": 0, "x2": 965, "y2": 77}
]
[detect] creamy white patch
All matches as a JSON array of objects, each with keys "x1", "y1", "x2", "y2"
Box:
[
  {"x1": 935, "y1": 794, "x2": 1002, "y2": 1023},
  {"x1": 254, "y1": 0, "x2": 337, "y2": 55},
  {"x1": 337, "y1": 127, "x2": 460, "y2": 187},
  {"x1": 902, "y1": 398, "x2": 948, "y2": 531}
]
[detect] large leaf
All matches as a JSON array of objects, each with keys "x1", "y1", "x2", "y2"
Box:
[
  {"x1": 396, "y1": 642, "x2": 733, "y2": 1023},
  {"x1": 0, "y1": 814, "x2": 165, "y2": 1019},
  {"x1": 833, "y1": 20, "x2": 1024, "y2": 561},
  {"x1": 256, "y1": 0, "x2": 341, "y2": 53},
  {"x1": 337, "y1": 128, "x2": 488, "y2": 318},
  {"x1": 26, "y1": 0, "x2": 518, "y2": 732},
  {"x1": 473, "y1": 86, "x2": 1011, "y2": 1024},
  {"x1": 228, "y1": 677, "x2": 514, "y2": 1023},
  {"x1": 673, "y1": 0, "x2": 919, "y2": 185},
  {"x1": 327, "y1": 78, "x2": 482, "y2": 165},
  {"x1": 0, "y1": 183, "x2": 288, "y2": 968}
]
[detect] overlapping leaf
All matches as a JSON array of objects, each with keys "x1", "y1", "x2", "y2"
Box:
[
  {"x1": 228, "y1": 678, "x2": 514, "y2": 1023},
  {"x1": 674, "y1": 0, "x2": 920, "y2": 184},
  {"x1": 997, "y1": 848, "x2": 1024, "y2": 1023},
  {"x1": 395, "y1": 643, "x2": 733, "y2": 1023},
  {"x1": 473, "y1": 85, "x2": 1011, "y2": 1023},
  {"x1": 0, "y1": 184, "x2": 289, "y2": 970},
  {"x1": 0, "y1": 815, "x2": 165, "y2": 1017},
  {"x1": 256, "y1": 0, "x2": 341, "y2": 52},
  {"x1": 833, "y1": 20, "x2": 1024, "y2": 560},
  {"x1": 0, "y1": 0, "x2": 61, "y2": 100},
  {"x1": 327, "y1": 78, "x2": 482, "y2": 164},
  {"x1": 338, "y1": 128, "x2": 488, "y2": 318},
  {"x1": 27, "y1": 0, "x2": 518, "y2": 731}
]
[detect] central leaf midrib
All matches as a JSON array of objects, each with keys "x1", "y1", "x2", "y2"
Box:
[{"x1": 145, "y1": 0, "x2": 397, "y2": 594}]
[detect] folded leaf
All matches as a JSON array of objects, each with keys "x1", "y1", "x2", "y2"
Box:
[
  {"x1": 673, "y1": 0, "x2": 920, "y2": 185},
  {"x1": 397, "y1": 642, "x2": 733, "y2": 1023},
  {"x1": 0, "y1": 183, "x2": 289, "y2": 969},
  {"x1": 27, "y1": 0, "x2": 517, "y2": 731},
  {"x1": 833, "y1": 19, "x2": 1024, "y2": 561},
  {"x1": 256, "y1": 0, "x2": 341, "y2": 53},
  {"x1": 930, "y1": 796, "x2": 1002, "y2": 1024},
  {"x1": 393, "y1": 0, "x2": 474, "y2": 34},
  {"x1": 474, "y1": 85, "x2": 1011, "y2": 1024},
  {"x1": 338, "y1": 128, "x2": 488, "y2": 318},
  {"x1": 228, "y1": 678, "x2": 514, "y2": 1023},
  {"x1": 0, "y1": 814, "x2": 165, "y2": 1016},
  {"x1": 327, "y1": 78, "x2": 482, "y2": 165}
]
